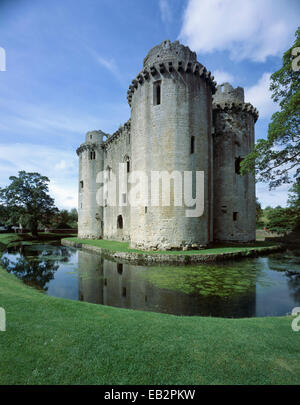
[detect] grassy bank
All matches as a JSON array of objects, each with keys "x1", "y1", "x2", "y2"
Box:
[
  {"x1": 63, "y1": 237, "x2": 280, "y2": 256},
  {"x1": 0, "y1": 232, "x2": 76, "y2": 250},
  {"x1": 0, "y1": 233, "x2": 299, "y2": 385},
  {"x1": 0, "y1": 263, "x2": 299, "y2": 385}
]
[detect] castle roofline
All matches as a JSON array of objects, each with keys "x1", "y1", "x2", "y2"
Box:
[
  {"x1": 143, "y1": 40, "x2": 197, "y2": 68},
  {"x1": 213, "y1": 101, "x2": 259, "y2": 122}
]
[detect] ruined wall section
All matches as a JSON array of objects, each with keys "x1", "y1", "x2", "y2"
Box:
[
  {"x1": 212, "y1": 83, "x2": 258, "y2": 242},
  {"x1": 128, "y1": 40, "x2": 216, "y2": 250},
  {"x1": 77, "y1": 130, "x2": 105, "y2": 239},
  {"x1": 102, "y1": 121, "x2": 131, "y2": 242}
]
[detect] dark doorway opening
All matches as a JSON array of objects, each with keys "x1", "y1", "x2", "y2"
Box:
[
  {"x1": 117, "y1": 263, "x2": 123, "y2": 275},
  {"x1": 117, "y1": 215, "x2": 123, "y2": 229}
]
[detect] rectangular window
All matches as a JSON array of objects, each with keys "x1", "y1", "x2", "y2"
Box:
[
  {"x1": 122, "y1": 193, "x2": 127, "y2": 203},
  {"x1": 80, "y1": 181, "x2": 84, "y2": 189},
  {"x1": 90, "y1": 151, "x2": 96, "y2": 160},
  {"x1": 145, "y1": 206, "x2": 147, "y2": 214},
  {"x1": 122, "y1": 287, "x2": 126, "y2": 297},
  {"x1": 127, "y1": 160, "x2": 130, "y2": 173},
  {"x1": 233, "y1": 212, "x2": 238, "y2": 221},
  {"x1": 153, "y1": 81, "x2": 161, "y2": 106},
  {"x1": 191, "y1": 136, "x2": 195, "y2": 154},
  {"x1": 235, "y1": 157, "x2": 244, "y2": 174}
]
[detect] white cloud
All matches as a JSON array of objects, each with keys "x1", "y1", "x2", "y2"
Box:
[
  {"x1": 212, "y1": 70, "x2": 234, "y2": 85},
  {"x1": 256, "y1": 182, "x2": 290, "y2": 208},
  {"x1": 0, "y1": 97, "x2": 109, "y2": 137},
  {"x1": 179, "y1": 0, "x2": 299, "y2": 62},
  {"x1": 0, "y1": 143, "x2": 78, "y2": 209},
  {"x1": 159, "y1": 0, "x2": 172, "y2": 24},
  {"x1": 0, "y1": 94, "x2": 130, "y2": 140},
  {"x1": 49, "y1": 182, "x2": 77, "y2": 210},
  {"x1": 88, "y1": 48, "x2": 124, "y2": 86},
  {"x1": 245, "y1": 72, "x2": 278, "y2": 118}
]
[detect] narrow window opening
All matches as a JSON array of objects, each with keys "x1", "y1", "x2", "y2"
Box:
[
  {"x1": 122, "y1": 193, "x2": 127, "y2": 204},
  {"x1": 104, "y1": 278, "x2": 107, "y2": 286},
  {"x1": 107, "y1": 167, "x2": 111, "y2": 181},
  {"x1": 191, "y1": 136, "x2": 195, "y2": 154},
  {"x1": 90, "y1": 150, "x2": 96, "y2": 160},
  {"x1": 156, "y1": 84, "x2": 161, "y2": 104},
  {"x1": 117, "y1": 263, "x2": 123, "y2": 275},
  {"x1": 153, "y1": 81, "x2": 161, "y2": 106},
  {"x1": 145, "y1": 206, "x2": 147, "y2": 214},
  {"x1": 80, "y1": 181, "x2": 84, "y2": 189},
  {"x1": 117, "y1": 215, "x2": 123, "y2": 229},
  {"x1": 233, "y1": 212, "x2": 238, "y2": 221},
  {"x1": 122, "y1": 287, "x2": 126, "y2": 297},
  {"x1": 127, "y1": 160, "x2": 130, "y2": 173},
  {"x1": 235, "y1": 156, "x2": 244, "y2": 174}
]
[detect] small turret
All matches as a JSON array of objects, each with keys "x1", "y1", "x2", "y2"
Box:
[
  {"x1": 213, "y1": 82, "x2": 244, "y2": 104},
  {"x1": 212, "y1": 83, "x2": 258, "y2": 242},
  {"x1": 77, "y1": 130, "x2": 107, "y2": 239}
]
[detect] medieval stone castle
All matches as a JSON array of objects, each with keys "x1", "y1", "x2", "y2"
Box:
[{"x1": 77, "y1": 40, "x2": 258, "y2": 250}]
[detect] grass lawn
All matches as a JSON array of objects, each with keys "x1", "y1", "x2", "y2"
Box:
[
  {"x1": 0, "y1": 232, "x2": 299, "y2": 385},
  {"x1": 63, "y1": 237, "x2": 280, "y2": 256},
  {"x1": 0, "y1": 232, "x2": 76, "y2": 250},
  {"x1": 0, "y1": 264, "x2": 300, "y2": 385}
]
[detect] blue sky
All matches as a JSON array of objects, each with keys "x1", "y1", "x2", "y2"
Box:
[{"x1": 0, "y1": 0, "x2": 299, "y2": 209}]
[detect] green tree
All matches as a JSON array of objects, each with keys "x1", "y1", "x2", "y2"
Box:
[
  {"x1": 51, "y1": 208, "x2": 78, "y2": 229},
  {"x1": 0, "y1": 171, "x2": 58, "y2": 236},
  {"x1": 0, "y1": 205, "x2": 9, "y2": 224},
  {"x1": 266, "y1": 207, "x2": 295, "y2": 235},
  {"x1": 241, "y1": 27, "x2": 300, "y2": 188},
  {"x1": 256, "y1": 198, "x2": 264, "y2": 228},
  {"x1": 287, "y1": 179, "x2": 300, "y2": 230}
]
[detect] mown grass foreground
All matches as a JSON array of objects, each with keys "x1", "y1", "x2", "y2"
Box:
[
  {"x1": 0, "y1": 233, "x2": 300, "y2": 384},
  {"x1": 63, "y1": 237, "x2": 280, "y2": 255}
]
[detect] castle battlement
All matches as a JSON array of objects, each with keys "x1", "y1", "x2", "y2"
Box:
[
  {"x1": 127, "y1": 53, "x2": 217, "y2": 106},
  {"x1": 103, "y1": 119, "x2": 131, "y2": 148},
  {"x1": 143, "y1": 40, "x2": 197, "y2": 68}
]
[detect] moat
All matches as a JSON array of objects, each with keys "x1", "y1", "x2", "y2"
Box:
[{"x1": 1, "y1": 243, "x2": 300, "y2": 318}]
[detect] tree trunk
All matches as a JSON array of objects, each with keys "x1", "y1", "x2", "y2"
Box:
[{"x1": 31, "y1": 221, "x2": 38, "y2": 237}]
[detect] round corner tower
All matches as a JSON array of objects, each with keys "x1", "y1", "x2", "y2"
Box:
[
  {"x1": 127, "y1": 40, "x2": 216, "y2": 250},
  {"x1": 212, "y1": 83, "x2": 258, "y2": 242},
  {"x1": 77, "y1": 130, "x2": 105, "y2": 239}
]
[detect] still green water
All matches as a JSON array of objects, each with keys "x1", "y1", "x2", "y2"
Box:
[{"x1": 1, "y1": 244, "x2": 300, "y2": 317}]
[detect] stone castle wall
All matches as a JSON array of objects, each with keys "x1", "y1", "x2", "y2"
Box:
[
  {"x1": 77, "y1": 41, "x2": 258, "y2": 248},
  {"x1": 102, "y1": 121, "x2": 131, "y2": 242}
]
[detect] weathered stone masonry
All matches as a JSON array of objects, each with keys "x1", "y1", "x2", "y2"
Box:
[{"x1": 76, "y1": 40, "x2": 258, "y2": 250}]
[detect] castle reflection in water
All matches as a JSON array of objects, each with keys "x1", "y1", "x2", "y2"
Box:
[{"x1": 78, "y1": 250, "x2": 256, "y2": 318}]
